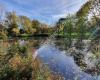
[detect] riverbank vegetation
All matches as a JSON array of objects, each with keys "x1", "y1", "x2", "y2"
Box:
[{"x1": 0, "y1": 41, "x2": 64, "y2": 80}]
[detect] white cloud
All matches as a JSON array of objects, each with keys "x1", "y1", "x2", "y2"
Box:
[
  {"x1": 0, "y1": 0, "x2": 88, "y2": 24},
  {"x1": 52, "y1": 14, "x2": 67, "y2": 19}
]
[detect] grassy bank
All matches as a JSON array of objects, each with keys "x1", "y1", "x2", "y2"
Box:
[{"x1": 0, "y1": 42, "x2": 64, "y2": 80}]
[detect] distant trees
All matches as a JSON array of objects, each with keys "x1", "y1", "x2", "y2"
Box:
[
  {"x1": 19, "y1": 16, "x2": 36, "y2": 34},
  {"x1": 32, "y1": 20, "x2": 53, "y2": 35},
  {"x1": 0, "y1": 24, "x2": 7, "y2": 39},
  {"x1": 32, "y1": 20, "x2": 41, "y2": 34},
  {"x1": 8, "y1": 23, "x2": 20, "y2": 36},
  {"x1": 0, "y1": 11, "x2": 54, "y2": 37},
  {"x1": 32, "y1": 20, "x2": 40, "y2": 29},
  {"x1": 5, "y1": 12, "x2": 20, "y2": 36},
  {"x1": 6, "y1": 12, "x2": 19, "y2": 25}
]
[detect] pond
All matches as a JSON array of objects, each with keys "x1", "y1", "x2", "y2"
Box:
[{"x1": 0, "y1": 38, "x2": 100, "y2": 80}]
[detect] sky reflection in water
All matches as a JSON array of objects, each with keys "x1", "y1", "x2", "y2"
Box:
[{"x1": 37, "y1": 44, "x2": 100, "y2": 80}]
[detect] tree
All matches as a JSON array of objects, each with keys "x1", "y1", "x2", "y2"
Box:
[
  {"x1": 6, "y1": 11, "x2": 20, "y2": 36},
  {"x1": 77, "y1": 0, "x2": 100, "y2": 24},
  {"x1": 32, "y1": 20, "x2": 40, "y2": 34},
  {"x1": 6, "y1": 11, "x2": 19, "y2": 25},
  {"x1": 76, "y1": 0, "x2": 99, "y2": 49},
  {"x1": 77, "y1": 17, "x2": 87, "y2": 40},
  {"x1": 76, "y1": 0, "x2": 92, "y2": 17},
  {"x1": 7, "y1": 23, "x2": 20, "y2": 36},
  {"x1": 19, "y1": 16, "x2": 36, "y2": 34},
  {"x1": 55, "y1": 15, "x2": 74, "y2": 47},
  {"x1": 64, "y1": 15, "x2": 74, "y2": 47},
  {"x1": 56, "y1": 18, "x2": 66, "y2": 36},
  {"x1": 32, "y1": 20, "x2": 40, "y2": 29},
  {"x1": 89, "y1": 16, "x2": 100, "y2": 29},
  {"x1": 0, "y1": 24, "x2": 7, "y2": 39}
]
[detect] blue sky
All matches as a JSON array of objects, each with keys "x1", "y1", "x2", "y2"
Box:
[{"x1": 0, "y1": 0, "x2": 87, "y2": 25}]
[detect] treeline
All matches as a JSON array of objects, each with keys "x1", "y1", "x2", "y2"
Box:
[
  {"x1": 0, "y1": 11, "x2": 54, "y2": 39},
  {"x1": 0, "y1": 0, "x2": 99, "y2": 39}
]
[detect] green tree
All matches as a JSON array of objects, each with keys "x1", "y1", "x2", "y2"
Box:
[
  {"x1": 32, "y1": 20, "x2": 40, "y2": 29},
  {"x1": 64, "y1": 15, "x2": 74, "y2": 47},
  {"x1": 32, "y1": 20, "x2": 40, "y2": 34},
  {"x1": 19, "y1": 16, "x2": 36, "y2": 34},
  {"x1": 6, "y1": 11, "x2": 19, "y2": 25},
  {"x1": 76, "y1": 0, "x2": 92, "y2": 17},
  {"x1": 56, "y1": 15, "x2": 75, "y2": 48},
  {"x1": 5, "y1": 11, "x2": 20, "y2": 36},
  {"x1": 7, "y1": 23, "x2": 19, "y2": 36},
  {"x1": 76, "y1": 17, "x2": 87, "y2": 40}
]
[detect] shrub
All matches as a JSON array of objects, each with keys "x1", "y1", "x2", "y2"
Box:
[{"x1": 0, "y1": 43, "x2": 64, "y2": 80}]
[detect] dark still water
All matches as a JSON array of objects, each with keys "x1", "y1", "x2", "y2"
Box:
[{"x1": 0, "y1": 38, "x2": 100, "y2": 80}]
